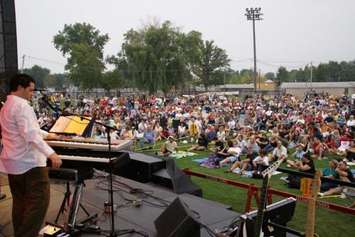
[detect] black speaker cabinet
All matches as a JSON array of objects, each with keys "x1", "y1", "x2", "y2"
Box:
[
  {"x1": 152, "y1": 158, "x2": 202, "y2": 196},
  {"x1": 154, "y1": 197, "x2": 200, "y2": 237},
  {"x1": 116, "y1": 152, "x2": 166, "y2": 183}
]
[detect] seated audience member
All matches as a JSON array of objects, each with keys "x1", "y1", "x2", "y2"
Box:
[
  {"x1": 177, "y1": 122, "x2": 187, "y2": 138},
  {"x1": 246, "y1": 136, "x2": 261, "y2": 154},
  {"x1": 287, "y1": 153, "x2": 315, "y2": 189},
  {"x1": 219, "y1": 144, "x2": 242, "y2": 167},
  {"x1": 319, "y1": 160, "x2": 354, "y2": 197},
  {"x1": 263, "y1": 135, "x2": 278, "y2": 153},
  {"x1": 256, "y1": 133, "x2": 269, "y2": 151},
  {"x1": 200, "y1": 140, "x2": 229, "y2": 168},
  {"x1": 337, "y1": 132, "x2": 352, "y2": 156},
  {"x1": 271, "y1": 140, "x2": 287, "y2": 162},
  {"x1": 159, "y1": 136, "x2": 177, "y2": 156},
  {"x1": 217, "y1": 125, "x2": 226, "y2": 142},
  {"x1": 143, "y1": 125, "x2": 156, "y2": 145},
  {"x1": 133, "y1": 127, "x2": 145, "y2": 147},
  {"x1": 120, "y1": 126, "x2": 133, "y2": 140},
  {"x1": 252, "y1": 149, "x2": 269, "y2": 171},
  {"x1": 215, "y1": 140, "x2": 232, "y2": 159},
  {"x1": 227, "y1": 146, "x2": 258, "y2": 174},
  {"x1": 292, "y1": 144, "x2": 306, "y2": 160},
  {"x1": 311, "y1": 137, "x2": 327, "y2": 160},
  {"x1": 153, "y1": 122, "x2": 163, "y2": 141},
  {"x1": 188, "y1": 132, "x2": 209, "y2": 151},
  {"x1": 235, "y1": 134, "x2": 247, "y2": 153},
  {"x1": 320, "y1": 159, "x2": 339, "y2": 192},
  {"x1": 324, "y1": 134, "x2": 338, "y2": 154},
  {"x1": 205, "y1": 124, "x2": 217, "y2": 141}
]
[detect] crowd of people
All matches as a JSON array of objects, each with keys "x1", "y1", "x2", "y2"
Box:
[
  {"x1": 2, "y1": 73, "x2": 354, "y2": 237},
  {"x1": 36, "y1": 90, "x2": 355, "y2": 195}
]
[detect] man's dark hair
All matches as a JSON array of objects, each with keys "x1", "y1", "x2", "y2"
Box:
[{"x1": 9, "y1": 73, "x2": 35, "y2": 92}]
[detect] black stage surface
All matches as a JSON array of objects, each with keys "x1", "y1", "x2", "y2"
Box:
[{"x1": 0, "y1": 173, "x2": 240, "y2": 237}]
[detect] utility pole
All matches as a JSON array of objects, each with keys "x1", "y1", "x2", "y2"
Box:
[
  {"x1": 21, "y1": 54, "x2": 25, "y2": 71},
  {"x1": 245, "y1": 8, "x2": 263, "y2": 94},
  {"x1": 310, "y1": 62, "x2": 313, "y2": 91}
]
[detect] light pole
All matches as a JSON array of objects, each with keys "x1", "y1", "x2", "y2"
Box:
[{"x1": 245, "y1": 7, "x2": 263, "y2": 93}]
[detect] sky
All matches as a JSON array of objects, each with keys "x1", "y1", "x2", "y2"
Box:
[{"x1": 15, "y1": 0, "x2": 355, "y2": 74}]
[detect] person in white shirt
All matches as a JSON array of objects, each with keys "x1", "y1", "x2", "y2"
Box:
[
  {"x1": 252, "y1": 149, "x2": 269, "y2": 169},
  {"x1": 0, "y1": 74, "x2": 62, "y2": 237},
  {"x1": 271, "y1": 140, "x2": 287, "y2": 162}
]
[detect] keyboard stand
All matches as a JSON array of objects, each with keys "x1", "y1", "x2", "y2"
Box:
[{"x1": 55, "y1": 181, "x2": 99, "y2": 234}]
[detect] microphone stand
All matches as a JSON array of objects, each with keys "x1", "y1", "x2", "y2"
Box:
[{"x1": 40, "y1": 93, "x2": 137, "y2": 236}]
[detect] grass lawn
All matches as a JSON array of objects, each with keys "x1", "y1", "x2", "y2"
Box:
[{"x1": 136, "y1": 143, "x2": 355, "y2": 237}]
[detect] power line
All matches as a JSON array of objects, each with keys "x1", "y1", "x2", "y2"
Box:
[{"x1": 25, "y1": 55, "x2": 66, "y2": 66}]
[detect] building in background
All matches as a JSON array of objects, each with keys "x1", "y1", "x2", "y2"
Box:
[{"x1": 280, "y1": 81, "x2": 355, "y2": 98}]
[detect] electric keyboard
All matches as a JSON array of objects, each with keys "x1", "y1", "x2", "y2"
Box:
[
  {"x1": 49, "y1": 148, "x2": 131, "y2": 179},
  {"x1": 46, "y1": 138, "x2": 133, "y2": 152},
  {"x1": 59, "y1": 154, "x2": 112, "y2": 163}
]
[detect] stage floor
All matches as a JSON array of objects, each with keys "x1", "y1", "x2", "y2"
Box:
[{"x1": 0, "y1": 173, "x2": 240, "y2": 237}]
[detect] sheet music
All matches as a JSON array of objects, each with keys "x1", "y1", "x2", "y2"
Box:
[{"x1": 49, "y1": 116, "x2": 71, "y2": 133}]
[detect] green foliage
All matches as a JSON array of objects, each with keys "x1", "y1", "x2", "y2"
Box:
[
  {"x1": 47, "y1": 73, "x2": 68, "y2": 89},
  {"x1": 276, "y1": 60, "x2": 355, "y2": 83},
  {"x1": 193, "y1": 40, "x2": 231, "y2": 90},
  {"x1": 22, "y1": 65, "x2": 50, "y2": 88},
  {"x1": 113, "y1": 21, "x2": 192, "y2": 94},
  {"x1": 264, "y1": 72, "x2": 276, "y2": 80},
  {"x1": 68, "y1": 43, "x2": 105, "y2": 89},
  {"x1": 53, "y1": 23, "x2": 109, "y2": 89},
  {"x1": 110, "y1": 21, "x2": 230, "y2": 94},
  {"x1": 101, "y1": 70, "x2": 123, "y2": 92},
  {"x1": 276, "y1": 66, "x2": 288, "y2": 86}
]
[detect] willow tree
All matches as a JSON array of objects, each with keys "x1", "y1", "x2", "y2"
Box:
[{"x1": 115, "y1": 21, "x2": 201, "y2": 94}]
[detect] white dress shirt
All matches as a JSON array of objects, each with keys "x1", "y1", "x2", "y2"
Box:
[
  {"x1": 0, "y1": 95, "x2": 54, "y2": 174},
  {"x1": 272, "y1": 145, "x2": 287, "y2": 159}
]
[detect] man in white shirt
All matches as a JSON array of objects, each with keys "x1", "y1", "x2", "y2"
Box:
[
  {"x1": 271, "y1": 140, "x2": 288, "y2": 162},
  {"x1": 0, "y1": 74, "x2": 62, "y2": 237}
]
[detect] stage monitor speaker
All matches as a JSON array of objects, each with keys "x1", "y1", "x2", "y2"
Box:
[
  {"x1": 154, "y1": 197, "x2": 200, "y2": 237},
  {"x1": 116, "y1": 152, "x2": 166, "y2": 183},
  {"x1": 152, "y1": 158, "x2": 202, "y2": 197}
]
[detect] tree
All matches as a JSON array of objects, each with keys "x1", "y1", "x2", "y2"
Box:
[
  {"x1": 115, "y1": 21, "x2": 201, "y2": 94},
  {"x1": 22, "y1": 65, "x2": 50, "y2": 88},
  {"x1": 239, "y1": 69, "x2": 253, "y2": 83},
  {"x1": 276, "y1": 66, "x2": 288, "y2": 87},
  {"x1": 68, "y1": 43, "x2": 105, "y2": 88},
  {"x1": 264, "y1": 72, "x2": 275, "y2": 81},
  {"x1": 295, "y1": 69, "x2": 306, "y2": 82},
  {"x1": 47, "y1": 73, "x2": 69, "y2": 89},
  {"x1": 100, "y1": 70, "x2": 123, "y2": 92},
  {"x1": 194, "y1": 40, "x2": 230, "y2": 90},
  {"x1": 53, "y1": 23, "x2": 109, "y2": 89},
  {"x1": 314, "y1": 63, "x2": 328, "y2": 82}
]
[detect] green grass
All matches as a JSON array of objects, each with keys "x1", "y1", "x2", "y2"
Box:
[{"x1": 137, "y1": 143, "x2": 355, "y2": 237}]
